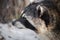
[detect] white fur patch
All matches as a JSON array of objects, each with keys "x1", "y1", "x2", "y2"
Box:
[{"x1": 30, "y1": 0, "x2": 34, "y2": 3}]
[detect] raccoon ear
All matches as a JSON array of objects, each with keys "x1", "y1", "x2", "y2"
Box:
[{"x1": 36, "y1": 5, "x2": 45, "y2": 17}]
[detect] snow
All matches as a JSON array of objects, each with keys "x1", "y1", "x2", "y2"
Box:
[{"x1": 0, "y1": 23, "x2": 40, "y2": 40}]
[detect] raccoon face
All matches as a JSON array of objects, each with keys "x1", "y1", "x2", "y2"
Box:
[
  {"x1": 22, "y1": 5, "x2": 46, "y2": 32},
  {"x1": 21, "y1": 2, "x2": 57, "y2": 34}
]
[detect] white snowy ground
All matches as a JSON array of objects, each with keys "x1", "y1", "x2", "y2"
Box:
[{"x1": 0, "y1": 22, "x2": 40, "y2": 40}]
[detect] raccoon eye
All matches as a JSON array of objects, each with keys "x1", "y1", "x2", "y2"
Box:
[
  {"x1": 36, "y1": 5, "x2": 50, "y2": 26},
  {"x1": 36, "y1": 5, "x2": 46, "y2": 17},
  {"x1": 41, "y1": 12, "x2": 50, "y2": 26},
  {"x1": 37, "y1": 6, "x2": 41, "y2": 17}
]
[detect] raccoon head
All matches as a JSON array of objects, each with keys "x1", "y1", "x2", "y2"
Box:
[{"x1": 20, "y1": 2, "x2": 60, "y2": 34}]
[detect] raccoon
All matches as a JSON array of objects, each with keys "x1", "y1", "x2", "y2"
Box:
[{"x1": 14, "y1": 0, "x2": 60, "y2": 40}]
